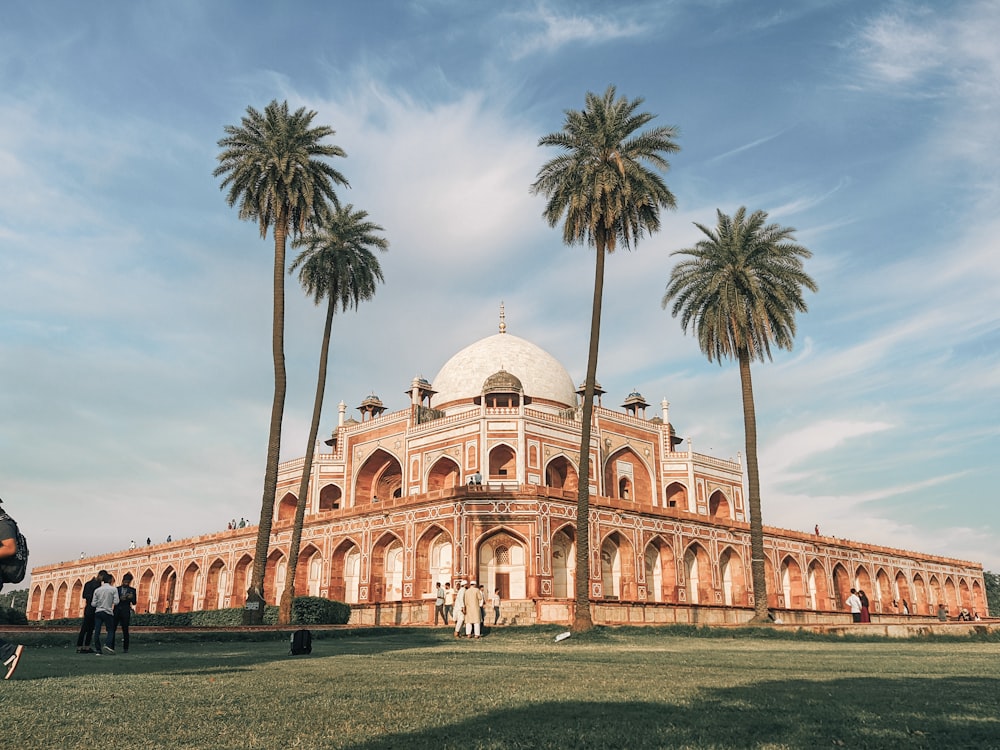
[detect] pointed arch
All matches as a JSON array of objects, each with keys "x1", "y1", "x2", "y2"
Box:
[
  {"x1": 875, "y1": 568, "x2": 893, "y2": 611},
  {"x1": 780, "y1": 556, "x2": 806, "y2": 609},
  {"x1": 944, "y1": 576, "x2": 958, "y2": 615},
  {"x1": 664, "y1": 482, "x2": 689, "y2": 511},
  {"x1": 137, "y1": 569, "x2": 154, "y2": 614},
  {"x1": 70, "y1": 579, "x2": 84, "y2": 617},
  {"x1": 276, "y1": 491, "x2": 298, "y2": 523},
  {"x1": 971, "y1": 580, "x2": 985, "y2": 616},
  {"x1": 355, "y1": 448, "x2": 403, "y2": 506},
  {"x1": 488, "y1": 443, "x2": 516, "y2": 481},
  {"x1": 296, "y1": 544, "x2": 323, "y2": 597},
  {"x1": 911, "y1": 573, "x2": 928, "y2": 615},
  {"x1": 372, "y1": 532, "x2": 404, "y2": 602},
  {"x1": 551, "y1": 525, "x2": 576, "y2": 598},
  {"x1": 545, "y1": 455, "x2": 578, "y2": 494},
  {"x1": 644, "y1": 536, "x2": 676, "y2": 603},
  {"x1": 157, "y1": 566, "x2": 177, "y2": 613},
  {"x1": 204, "y1": 558, "x2": 227, "y2": 611},
  {"x1": 329, "y1": 538, "x2": 362, "y2": 604},
  {"x1": 427, "y1": 455, "x2": 462, "y2": 492},
  {"x1": 55, "y1": 581, "x2": 69, "y2": 619},
  {"x1": 41, "y1": 584, "x2": 55, "y2": 620},
  {"x1": 178, "y1": 561, "x2": 201, "y2": 613},
  {"x1": 231, "y1": 554, "x2": 253, "y2": 607},
  {"x1": 854, "y1": 564, "x2": 872, "y2": 596},
  {"x1": 318, "y1": 483, "x2": 342, "y2": 511},
  {"x1": 415, "y1": 525, "x2": 453, "y2": 597},
  {"x1": 718, "y1": 546, "x2": 747, "y2": 606},
  {"x1": 958, "y1": 578, "x2": 972, "y2": 611},
  {"x1": 264, "y1": 549, "x2": 287, "y2": 604},
  {"x1": 683, "y1": 542, "x2": 713, "y2": 605},
  {"x1": 708, "y1": 490, "x2": 732, "y2": 521},
  {"x1": 894, "y1": 571, "x2": 912, "y2": 613},
  {"x1": 832, "y1": 563, "x2": 851, "y2": 611},
  {"x1": 807, "y1": 559, "x2": 829, "y2": 611},
  {"x1": 477, "y1": 528, "x2": 529, "y2": 600},
  {"x1": 604, "y1": 446, "x2": 653, "y2": 504}
]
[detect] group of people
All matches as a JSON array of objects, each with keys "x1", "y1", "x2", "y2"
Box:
[
  {"x1": 846, "y1": 588, "x2": 873, "y2": 623},
  {"x1": 434, "y1": 580, "x2": 501, "y2": 638},
  {"x1": 227, "y1": 518, "x2": 250, "y2": 530},
  {"x1": 75, "y1": 569, "x2": 136, "y2": 655}
]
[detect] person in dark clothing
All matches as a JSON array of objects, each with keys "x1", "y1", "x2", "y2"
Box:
[
  {"x1": 113, "y1": 572, "x2": 137, "y2": 653},
  {"x1": 0, "y1": 498, "x2": 26, "y2": 679},
  {"x1": 76, "y1": 570, "x2": 106, "y2": 653}
]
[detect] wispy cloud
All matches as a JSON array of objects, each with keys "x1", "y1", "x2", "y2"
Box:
[{"x1": 506, "y1": 5, "x2": 648, "y2": 59}]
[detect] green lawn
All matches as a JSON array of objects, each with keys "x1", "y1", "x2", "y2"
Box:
[{"x1": 2, "y1": 627, "x2": 998, "y2": 749}]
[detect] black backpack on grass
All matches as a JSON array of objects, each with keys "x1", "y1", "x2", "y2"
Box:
[
  {"x1": 290, "y1": 629, "x2": 312, "y2": 655},
  {"x1": 0, "y1": 509, "x2": 29, "y2": 585}
]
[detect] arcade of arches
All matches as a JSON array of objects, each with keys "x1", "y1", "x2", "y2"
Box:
[{"x1": 28, "y1": 324, "x2": 988, "y2": 624}]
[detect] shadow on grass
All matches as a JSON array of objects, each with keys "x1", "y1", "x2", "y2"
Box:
[
  {"x1": 342, "y1": 677, "x2": 1000, "y2": 749},
  {"x1": 13, "y1": 629, "x2": 471, "y2": 680}
]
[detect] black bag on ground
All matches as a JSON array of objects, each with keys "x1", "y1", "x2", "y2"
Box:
[
  {"x1": 0, "y1": 510, "x2": 29, "y2": 585},
  {"x1": 290, "y1": 628, "x2": 312, "y2": 655}
]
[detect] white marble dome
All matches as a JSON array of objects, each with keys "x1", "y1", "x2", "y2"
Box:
[{"x1": 431, "y1": 333, "x2": 578, "y2": 409}]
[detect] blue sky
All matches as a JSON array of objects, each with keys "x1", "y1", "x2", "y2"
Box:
[{"x1": 2, "y1": 0, "x2": 998, "y2": 578}]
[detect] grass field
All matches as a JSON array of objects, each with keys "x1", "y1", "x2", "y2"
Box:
[{"x1": 1, "y1": 626, "x2": 998, "y2": 749}]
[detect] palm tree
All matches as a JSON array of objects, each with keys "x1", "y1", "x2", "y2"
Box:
[
  {"x1": 531, "y1": 86, "x2": 679, "y2": 631},
  {"x1": 214, "y1": 100, "x2": 348, "y2": 624},
  {"x1": 662, "y1": 207, "x2": 817, "y2": 623},
  {"x1": 278, "y1": 205, "x2": 387, "y2": 624}
]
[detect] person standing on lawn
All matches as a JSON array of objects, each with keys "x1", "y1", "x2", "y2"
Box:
[
  {"x1": 463, "y1": 579, "x2": 484, "y2": 639},
  {"x1": 76, "y1": 570, "x2": 104, "y2": 653},
  {"x1": 114, "y1": 572, "x2": 137, "y2": 653},
  {"x1": 443, "y1": 581, "x2": 455, "y2": 625},
  {"x1": 434, "y1": 582, "x2": 446, "y2": 625},
  {"x1": 0, "y1": 498, "x2": 26, "y2": 679},
  {"x1": 91, "y1": 571, "x2": 119, "y2": 655},
  {"x1": 453, "y1": 580, "x2": 467, "y2": 638}
]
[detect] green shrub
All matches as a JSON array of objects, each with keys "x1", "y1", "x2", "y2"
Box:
[
  {"x1": 0, "y1": 604, "x2": 28, "y2": 625},
  {"x1": 38, "y1": 598, "x2": 348, "y2": 628},
  {"x1": 292, "y1": 596, "x2": 350, "y2": 625}
]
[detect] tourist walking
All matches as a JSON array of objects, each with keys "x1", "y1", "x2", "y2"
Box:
[
  {"x1": 114, "y1": 572, "x2": 137, "y2": 653},
  {"x1": 846, "y1": 588, "x2": 862, "y2": 623},
  {"x1": 443, "y1": 582, "x2": 455, "y2": 624},
  {"x1": 464, "y1": 579, "x2": 484, "y2": 638},
  {"x1": 76, "y1": 571, "x2": 104, "y2": 653},
  {"x1": 434, "y1": 582, "x2": 446, "y2": 625},
  {"x1": 453, "y1": 580, "x2": 467, "y2": 638},
  {"x1": 0, "y1": 498, "x2": 26, "y2": 679},
  {"x1": 91, "y1": 572, "x2": 120, "y2": 655},
  {"x1": 491, "y1": 588, "x2": 501, "y2": 626}
]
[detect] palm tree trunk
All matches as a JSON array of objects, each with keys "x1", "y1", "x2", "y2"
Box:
[
  {"x1": 573, "y1": 236, "x2": 607, "y2": 632},
  {"x1": 244, "y1": 218, "x2": 289, "y2": 625},
  {"x1": 279, "y1": 297, "x2": 335, "y2": 624},
  {"x1": 739, "y1": 349, "x2": 769, "y2": 623}
]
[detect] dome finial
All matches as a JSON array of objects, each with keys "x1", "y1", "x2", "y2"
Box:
[{"x1": 499, "y1": 300, "x2": 507, "y2": 334}]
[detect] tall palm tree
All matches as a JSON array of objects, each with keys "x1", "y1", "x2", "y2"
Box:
[
  {"x1": 662, "y1": 207, "x2": 817, "y2": 623},
  {"x1": 278, "y1": 205, "x2": 387, "y2": 624},
  {"x1": 214, "y1": 100, "x2": 348, "y2": 624},
  {"x1": 531, "y1": 86, "x2": 679, "y2": 631}
]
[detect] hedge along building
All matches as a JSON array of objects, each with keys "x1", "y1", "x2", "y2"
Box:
[{"x1": 28, "y1": 311, "x2": 988, "y2": 624}]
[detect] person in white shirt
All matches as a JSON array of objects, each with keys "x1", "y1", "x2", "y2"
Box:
[
  {"x1": 91, "y1": 572, "x2": 120, "y2": 655},
  {"x1": 846, "y1": 588, "x2": 862, "y2": 623}
]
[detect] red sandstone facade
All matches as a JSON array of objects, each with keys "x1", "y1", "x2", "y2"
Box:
[{"x1": 28, "y1": 320, "x2": 988, "y2": 623}]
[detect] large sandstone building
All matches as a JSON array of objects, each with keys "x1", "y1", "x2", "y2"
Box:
[{"x1": 29, "y1": 311, "x2": 988, "y2": 624}]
